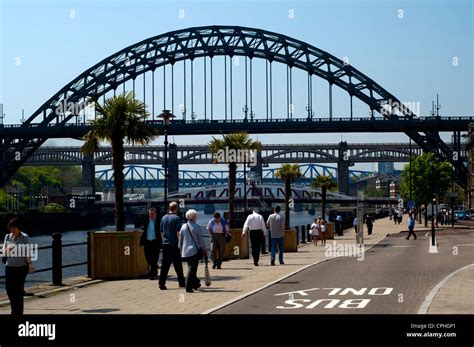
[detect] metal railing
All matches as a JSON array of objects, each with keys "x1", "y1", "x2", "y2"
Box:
[{"x1": 0, "y1": 233, "x2": 88, "y2": 286}]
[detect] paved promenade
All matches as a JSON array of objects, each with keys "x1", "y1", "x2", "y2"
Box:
[{"x1": 0, "y1": 217, "x2": 471, "y2": 314}]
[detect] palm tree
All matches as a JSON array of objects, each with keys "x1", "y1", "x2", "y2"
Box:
[
  {"x1": 81, "y1": 92, "x2": 159, "y2": 231},
  {"x1": 208, "y1": 132, "x2": 261, "y2": 227},
  {"x1": 275, "y1": 164, "x2": 302, "y2": 229},
  {"x1": 311, "y1": 175, "x2": 338, "y2": 221}
]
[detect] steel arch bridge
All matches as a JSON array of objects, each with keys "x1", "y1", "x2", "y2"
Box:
[
  {"x1": 0, "y1": 25, "x2": 468, "y2": 188},
  {"x1": 96, "y1": 164, "x2": 372, "y2": 189}
]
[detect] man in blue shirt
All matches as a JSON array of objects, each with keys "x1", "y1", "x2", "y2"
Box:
[
  {"x1": 158, "y1": 202, "x2": 185, "y2": 290},
  {"x1": 406, "y1": 214, "x2": 417, "y2": 240},
  {"x1": 140, "y1": 208, "x2": 162, "y2": 280}
]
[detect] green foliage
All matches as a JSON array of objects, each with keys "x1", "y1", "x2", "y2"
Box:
[
  {"x1": 275, "y1": 164, "x2": 302, "y2": 182},
  {"x1": 39, "y1": 202, "x2": 66, "y2": 213},
  {"x1": 310, "y1": 175, "x2": 338, "y2": 191},
  {"x1": 400, "y1": 152, "x2": 452, "y2": 204},
  {"x1": 81, "y1": 92, "x2": 159, "y2": 231}
]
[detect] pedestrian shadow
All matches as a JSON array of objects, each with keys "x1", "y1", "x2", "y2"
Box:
[
  {"x1": 197, "y1": 288, "x2": 241, "y2": 293},
  {"x1": 82, "y1": 308, "x2": 121, "y2": 313},
  {"x1": 207, "y1": 275, "x2": 242, "y2": 281}
]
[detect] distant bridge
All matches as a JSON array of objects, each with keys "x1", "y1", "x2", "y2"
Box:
[
  {"x1": 25, "y1": 141, "x2": 464, "y2": 194},
  {"x1": 96, "y1": 164, "x2": 373, "y2": 190}
]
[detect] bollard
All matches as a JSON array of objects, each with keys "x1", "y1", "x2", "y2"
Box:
[
  {"x1": 52, "y1": 233, "x2": 62, "y2": 286},
  {"x1": 307, "y1": 224, "x2": 311, "y2": 242},
  {"x1": 302, "y1": 225, "x2": 306, "y2": 243},
  {"x1": 295, "y1": 226, "x2": 299, "y2": 244},
  {"x1": 87, "y1": 231, "x2": 91, "y2": 278}
]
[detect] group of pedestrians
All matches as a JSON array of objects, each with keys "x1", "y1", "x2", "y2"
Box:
[
  {"x1": 309, "y1": 218, "x2": 327, "y2": 246},
  {"x1": 242, "y1": 206, "x2": 286, "y2": 266},
  {"x1": 141, "y1": 202, "x2": 230, "y2": 293},
  {"x1": 141, "y1": 203, "x2": 289, "y2": 292}
]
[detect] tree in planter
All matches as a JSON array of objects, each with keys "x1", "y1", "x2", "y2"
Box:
[
  {"x1": 275, "y1": 164, "x2": 302, "y2": 229},
  {"x1": 81, "y1": 92, "x2": 159, "y2": 231},
  {"x1": 400, "y1": 152, "x2": 452, "y2": 227},
  {"x1": 311, "y1": 175, "x2": 337, "y2": 221},
  {"x1": 208, "y1": 132, "x2": 261, "y2": 227}
]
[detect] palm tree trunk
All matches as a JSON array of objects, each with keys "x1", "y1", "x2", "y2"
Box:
[
  {"x1": 228, "y1": 162, "x2": 236, "y2": 227},
  {"x1": 285, "y1": 179, "x2": 291, "y2": 229},
  {"x1": 321, "y1": 187, "x2": 327, "y2": 221},
  {"x1": 112, "y1": 134, "x2": 125, "y2": 231}
]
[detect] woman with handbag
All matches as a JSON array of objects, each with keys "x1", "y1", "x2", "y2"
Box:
[
  {"x1": 2, "y1": 218, "x2": 35, "y2": 316},
  {"x1": 206, "y1": 212, "x2": 230, "y2": 269},
  {"x1": 179, "y1": 209, "x2": 208, "y2": 293}
]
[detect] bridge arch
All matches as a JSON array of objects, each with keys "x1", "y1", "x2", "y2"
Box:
[{"x1": 1, "y1": 25, "x2": 467, "y2": 189}]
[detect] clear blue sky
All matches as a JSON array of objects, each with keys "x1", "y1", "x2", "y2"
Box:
[{"x1": 1, "y1": 0, "x2": 473, "y2": 170}]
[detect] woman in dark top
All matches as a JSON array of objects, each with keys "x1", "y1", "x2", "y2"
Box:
[{"x1": 2, "y1": 218, "x2": 35, "y2": 315}]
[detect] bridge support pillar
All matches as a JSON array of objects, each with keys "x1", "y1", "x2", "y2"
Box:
[
  {"x1": 168, "y1": 144, "x2": 179, "y2": 194},
  {"x1": 81, "y1": 155, "x2": 96, "y2": 194},
  {"x1": 338, "y1": 141, "x2": 350, "y2": 195}
]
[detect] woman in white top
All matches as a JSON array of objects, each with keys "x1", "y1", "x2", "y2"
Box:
[
  {"x1": 310, "y1": 218, "x2": 320, "y2": 246},
  {"x1": 320, "y1": 220, "x2": 327, "y2": 246}
]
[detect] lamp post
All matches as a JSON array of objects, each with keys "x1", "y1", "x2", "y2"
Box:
[
  {"x1": 430, "y1": 164, "x2": 436, "y2": 246},
  {"x1": 243, "y1": 159, "x2": 247, "y2": 215},
  {"x1": 157, "y1": 110, "x2": 176, "y2": 213}
]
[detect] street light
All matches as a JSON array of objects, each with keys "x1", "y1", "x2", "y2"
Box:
[
  {"x1": 430, "y1": 164, "x2": 436, "y2": 247},
  {"x1": 157, "y1": 110, "x2": 176, "y2": 213}
]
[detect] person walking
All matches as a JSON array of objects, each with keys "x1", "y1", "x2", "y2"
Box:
[
  {"x1": 158, "y1": 202, "x2": 186, "y2": 290},
  {"x1": 336, "y1": 214, "x2": 343, "y2": 236},
  {"x1": 365, "y1": 214, "x2": 373, "y2": 236},
  {"x1": 242, "y1": 209, "x2": 267, "y2": 266},
  {"x1": 179, "y1": 209, "x2": 207, "y2": 293},
  {"x1": 140, "y1": 208, "x2": 162, "y2": 280},
  {"x1": 397, "y1": 209, "x2": 403, "y2": 225},
  {"x1": 406, "y1": 214, "x2": 417, "y2": 240},
  {"x1": 206, "y1": 212, "x2": 229, "y2": 269},
  {"x1": 310, "y1": 218, "x2": 320, "y2": 246},
  {"x1": 353, "y1": 216, "x2": 360, "y2": 242},
  {"x1": 2, "y1": 218, "x2": 35, "y2": 316},
  {"x1": 266, "y1": 205, "x2": 285, "y2": 266},
  {"x1": 320, "y1": 219, "x2": 327, "y2": 246}
]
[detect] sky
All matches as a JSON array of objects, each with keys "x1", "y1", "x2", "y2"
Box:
[{"x1": 1, "y1": 0, "x2": 473, "y2": 171}]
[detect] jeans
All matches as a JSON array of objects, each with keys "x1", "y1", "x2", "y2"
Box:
[
  {"x1": 159, "y1": 244, "x2": 185, "y2": 286},
  {"x1": 5, "y1": 265, "x2": 28, "y2": 316},
  {"x1": 271, "y1": 237, "x2": 284, "y2": 263}
]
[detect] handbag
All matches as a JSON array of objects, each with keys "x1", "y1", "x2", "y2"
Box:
[
  {"x1": 2, "y1": 234, "x2": 10, "y2": 264},
  {"x1": 186, "y1": 223, "x2": 203, "y2": 259},
  {"x1": 225, "y1": 232, "x2": 232, "y2": 244}
]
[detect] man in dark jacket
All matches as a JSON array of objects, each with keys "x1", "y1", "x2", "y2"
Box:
[{"x1": 140, "y1": 208, "x2": 162, "y2": 280}]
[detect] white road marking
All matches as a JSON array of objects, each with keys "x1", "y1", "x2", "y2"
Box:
[
  {"x1": 418, "y1": 263, "x2": 474, "y2": 314},
  {"x1": 429, "y1": 238, "x2": 438, "y2": 253},
  {"x1": 201, "y1": 235, "x2": 390, "y2": 314}
]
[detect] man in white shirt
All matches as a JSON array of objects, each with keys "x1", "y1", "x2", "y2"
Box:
[{"x1": 242, "y1": 209, "x2": 267, "y2": 266}]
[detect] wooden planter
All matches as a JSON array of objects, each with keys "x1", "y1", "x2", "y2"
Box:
[
  {"x1": 325, "y1": 223, "x2": 335, "y2": 239},
  {"x1": 283, "y1": 229, "x2": 298, "y2": 252},
  {"x1": 89, "y1": 231, "x2": 148, "y2": 279},
  {"x1": 224, "y1": 229, "x2": 249, "y2": 260}
]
